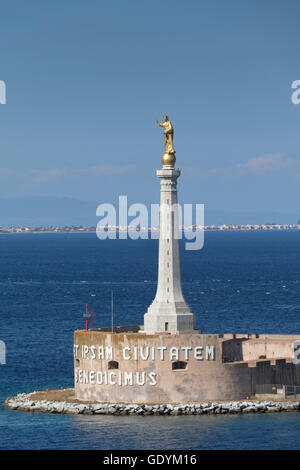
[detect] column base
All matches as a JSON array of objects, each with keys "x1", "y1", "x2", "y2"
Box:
[{"x1": 144, "y1": 305, "x2": 196, "y2": 334}]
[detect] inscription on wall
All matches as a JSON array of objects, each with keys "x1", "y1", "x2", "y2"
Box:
[{"x1": 74, "y1": 344, "x2": 215, "y2": 387}]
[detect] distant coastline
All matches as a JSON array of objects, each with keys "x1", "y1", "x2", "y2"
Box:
[{"x1": 0, "y1": 224, "x2": 300, "y2": 234}]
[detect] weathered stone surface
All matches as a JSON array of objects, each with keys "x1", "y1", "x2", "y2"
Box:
[
  {"x1": 266, "y1": 406, "x2": 281, "y2": 412},
  {"x1": 242, "y1": 406, "x2": 256, "y2": 413}
]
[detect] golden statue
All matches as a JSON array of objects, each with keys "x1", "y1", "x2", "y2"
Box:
[{"x1": 156, "y1": 115, "x2": 175, "y2": 155}]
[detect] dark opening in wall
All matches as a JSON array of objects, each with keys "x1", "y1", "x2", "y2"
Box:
[
  {"x1": 108, "y1": 360, "x2": 119, "y2": 370},
  {"x1": 172, "y1": 361, "x2": 187, "y2": 370}
]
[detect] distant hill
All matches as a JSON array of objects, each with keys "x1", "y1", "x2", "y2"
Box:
[{"x1": 0, "y1": 197, "x2": 298, "y2": 227}]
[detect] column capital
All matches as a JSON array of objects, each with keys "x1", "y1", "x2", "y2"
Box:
[{"x1": 156, "y1": 168, "x2": 181, "y2": 179}]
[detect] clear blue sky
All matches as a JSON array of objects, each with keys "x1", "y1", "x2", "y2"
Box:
[{"x1": 0, "y1": 0, "x2": 300, "y2": 217}]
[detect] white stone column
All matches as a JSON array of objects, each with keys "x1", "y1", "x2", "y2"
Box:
[{"x1": 144, "y1": 165, "x2": 195, "y2": 334}]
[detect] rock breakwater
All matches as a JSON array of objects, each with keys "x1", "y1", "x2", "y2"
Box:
[{"x1": 4, "y1": 391, "x2": 300, "y2": 416}]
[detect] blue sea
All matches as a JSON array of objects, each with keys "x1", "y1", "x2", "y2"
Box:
[{"x1": 0, "y1": 231, "x2": 300, "y2": 450}]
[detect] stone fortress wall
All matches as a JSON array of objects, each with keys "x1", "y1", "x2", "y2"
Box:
[{"x1": 74, "y1": 329, "x2": 300, "y2": 404}]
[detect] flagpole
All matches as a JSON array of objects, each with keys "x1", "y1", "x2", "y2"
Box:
[{"x1": 111, "y1": 290, "x2": 114, "y2": 334}]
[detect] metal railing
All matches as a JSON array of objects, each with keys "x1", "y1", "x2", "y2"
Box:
[
  {"x1": 255, "y1": 384, "x2": 284, "y2": 395},
  {"x1": 285, "y1": 386, "x2": 300, "y2": 398},
  {"x1": 256, "y1": 384, "x2": 300, "y2": 398}
]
